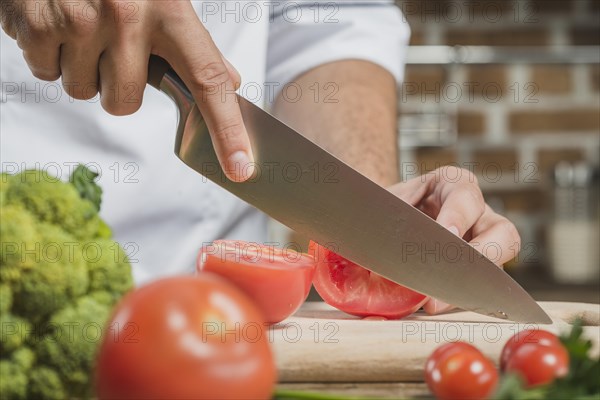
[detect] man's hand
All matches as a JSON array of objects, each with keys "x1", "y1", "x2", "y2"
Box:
[
  {"x1": 389, "y1": 166, "x2": 522, "y2": 315},
  {"x1": 274, "y1": 61, "x2": 521, "y2": 316},
  {"x1": 0, "y1": 0, "x2": 253, "y2": 181}
]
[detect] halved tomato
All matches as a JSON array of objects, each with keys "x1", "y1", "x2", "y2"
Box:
[
  {"x1": 309, "y1": 241, "x2": 429, "y2": 319},
  {"x1": 197, "y1": 240, "x2": 316, "y2": 324}
]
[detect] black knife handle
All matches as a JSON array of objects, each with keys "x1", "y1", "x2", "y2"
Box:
[
  {"x1": 147, "y1": 55, "x2": 172, "y2": 90},
  {"x1": 147, "y1": 55, "x2": 195, "y2": 115}
]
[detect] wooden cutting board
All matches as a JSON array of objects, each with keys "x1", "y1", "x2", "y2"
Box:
[{"x1": 272, "y1": 301, "x2": 600, "y2": 383}]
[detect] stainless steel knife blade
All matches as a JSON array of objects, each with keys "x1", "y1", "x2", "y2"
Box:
[{"x1": 148, "y1": 56, "x2": 551, "y2": 324}]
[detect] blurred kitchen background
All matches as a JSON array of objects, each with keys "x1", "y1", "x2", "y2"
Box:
[
  {"x1": 397, "y1": 0, "x2": 599, "y2": 303},
  {"x1": 276, "y1": 0, "x2": 600, "y2": 303}
]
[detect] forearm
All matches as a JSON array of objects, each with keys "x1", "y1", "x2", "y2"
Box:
[{"x1": 272, "y1": 60, "x2": 399, "y2": 187}]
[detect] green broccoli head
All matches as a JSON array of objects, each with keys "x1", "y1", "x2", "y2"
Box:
[
  {"x1": 1, "y1": 166, "x2": 132, "y2": 399},
  {"x1": 0, "y1": 284, "x2": 12, "y2": 313},
  {"x1": 88, "y1": 290, "x2": 116, "y2": 306},
  {"x1": 0, "y1": 173, "x2": 16, "y2": 207},
  {"x1": 0, "y1": 360, "x2": 28, "y2": 400},
  {"x1": 0, "y1": 205, "x2": 41, "y2": 279},
  {"x1": 96, "y1": 219, "x2": 113, "y2": 239},
  {"x1": 37, "y1": 296, "x2": 111, "y2": 397},
  {"x1": 86, "y1": 239, "x2": 133, "y2": 303},
  {"x1": 28, "y1": 367, "x2": 66, "y2": 400},
  {"x1": 11, "y1": 347, "x2": 35, "y2": 371},
  {"x1": 5, "y1": 170, "x2": 100, "y2": 240},
  {"x1": 0, "y1": 314, "x2": 31, "y2": 354},
  {"x1": 0, "y1": 347, "x2": 36, "y2": 400},
  {"x1": 12, "y1": 224, "x2": 89, "y2": 322},
  {"x1": 37, "y1": 223, "x2": 90, "y2": 301},
  {"x1": 69, "y1": 165, "x2": 103, "y2": 212}
]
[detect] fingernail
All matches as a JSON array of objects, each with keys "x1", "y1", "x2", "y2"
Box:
[
  {"x1": 226, "y1": 151, "x2": 255, "y2": 182},
  {"x1": 448, "y1": 226, "x2": 460, "y2": 237}
]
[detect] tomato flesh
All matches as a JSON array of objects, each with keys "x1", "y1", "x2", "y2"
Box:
[
  {"x1": 95, "y1": 275, "x2": 276, "y2": 400},
  {"x1": 425, "y1": 342, "x2": 498, "y2": 400},
  {"x1": 310, "y1": 241, "x2": 428, "y2": 319},
  {"x1": 198, "y1": 240, "x2": 316, "y2": 324}
]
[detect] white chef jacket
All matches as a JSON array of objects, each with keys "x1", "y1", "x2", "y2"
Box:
[{"x1": 0, "y1": 1, "x2": 410, "y2": 284}]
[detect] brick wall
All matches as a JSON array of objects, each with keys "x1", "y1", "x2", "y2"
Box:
[{"x1": 396, "y1": 0, "x2": 600, "y2": 273}]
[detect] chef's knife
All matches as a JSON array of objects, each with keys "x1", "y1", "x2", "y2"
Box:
[{"x1": 148, "y1": 56, "x2": 551, "y2": 324}]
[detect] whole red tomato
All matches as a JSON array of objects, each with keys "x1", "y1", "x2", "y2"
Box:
[
  {"x1": 500, "y1": 329, "x2": 561, "y2": 370},
  {"x1": 310, "y1": 241, "x2": 428, "y2": 319},
  {"x1": 197, "y1": 240, "x2": 316, "y2": 324},
  {"x1": 425, "y1": 342, "x2": 498, "y2": 400},
  {"x1": 95, "y1": 275, "x2": 276, "y2": 400},
  {"x1": 504, "y1": 342, "x2": 569, "y2": 387},
  {"x1": 425, "y1": 342, "x2": 482, "y2": 377}
]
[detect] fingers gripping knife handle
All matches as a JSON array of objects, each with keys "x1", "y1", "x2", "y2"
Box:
[
  {"x1": 147, "y1": 55, "x2": 171, "y2": 90},
  {"x1": 147, "y1": 54, "x2": 230, "y2": 186},
  {"x1": 147, "y1": 55, "x2": 207, "y2": 162},
  {"x1": 147, "y1": 55, "x2": 196, "y2": 120}
]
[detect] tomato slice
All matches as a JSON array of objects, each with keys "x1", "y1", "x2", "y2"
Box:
[
  {"x1": 309, "y1": 241, "x2": 428, "y2": 319},
  {"x1": 197, "y1": 240, "x2": 316, "y2": 324}
]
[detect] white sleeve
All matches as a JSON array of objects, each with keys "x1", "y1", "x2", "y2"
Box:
[{"x1": 265, "y1": 0, "x2": 410, "y2": 103}]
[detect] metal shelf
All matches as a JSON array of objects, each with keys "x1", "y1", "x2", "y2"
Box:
[{"x1": 406, "y1": 45, "x2": 600, "y2": 65}]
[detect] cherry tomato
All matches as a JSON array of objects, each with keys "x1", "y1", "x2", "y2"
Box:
[
  {"x1": 425, "y1": 342, "x2": 498, "y2": 400},
  {"x1": 309, "y1": 241, "x2": 428, "y2": 319},
  {"x1": 504, "y1": 342, "x2": 569, "y2": 387},
  {"x1": 197, "y1": 240, "x2": 316, "y2": 324},
  {"x1": 425, "y1": 342, "x2": 482, "y2": 377},
  {"x1": 95, "y1": 275, "x2": 276, "y2": 400},
  {"x1": 500, "y1": 329, "x2": 561, "y2": 370}
]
